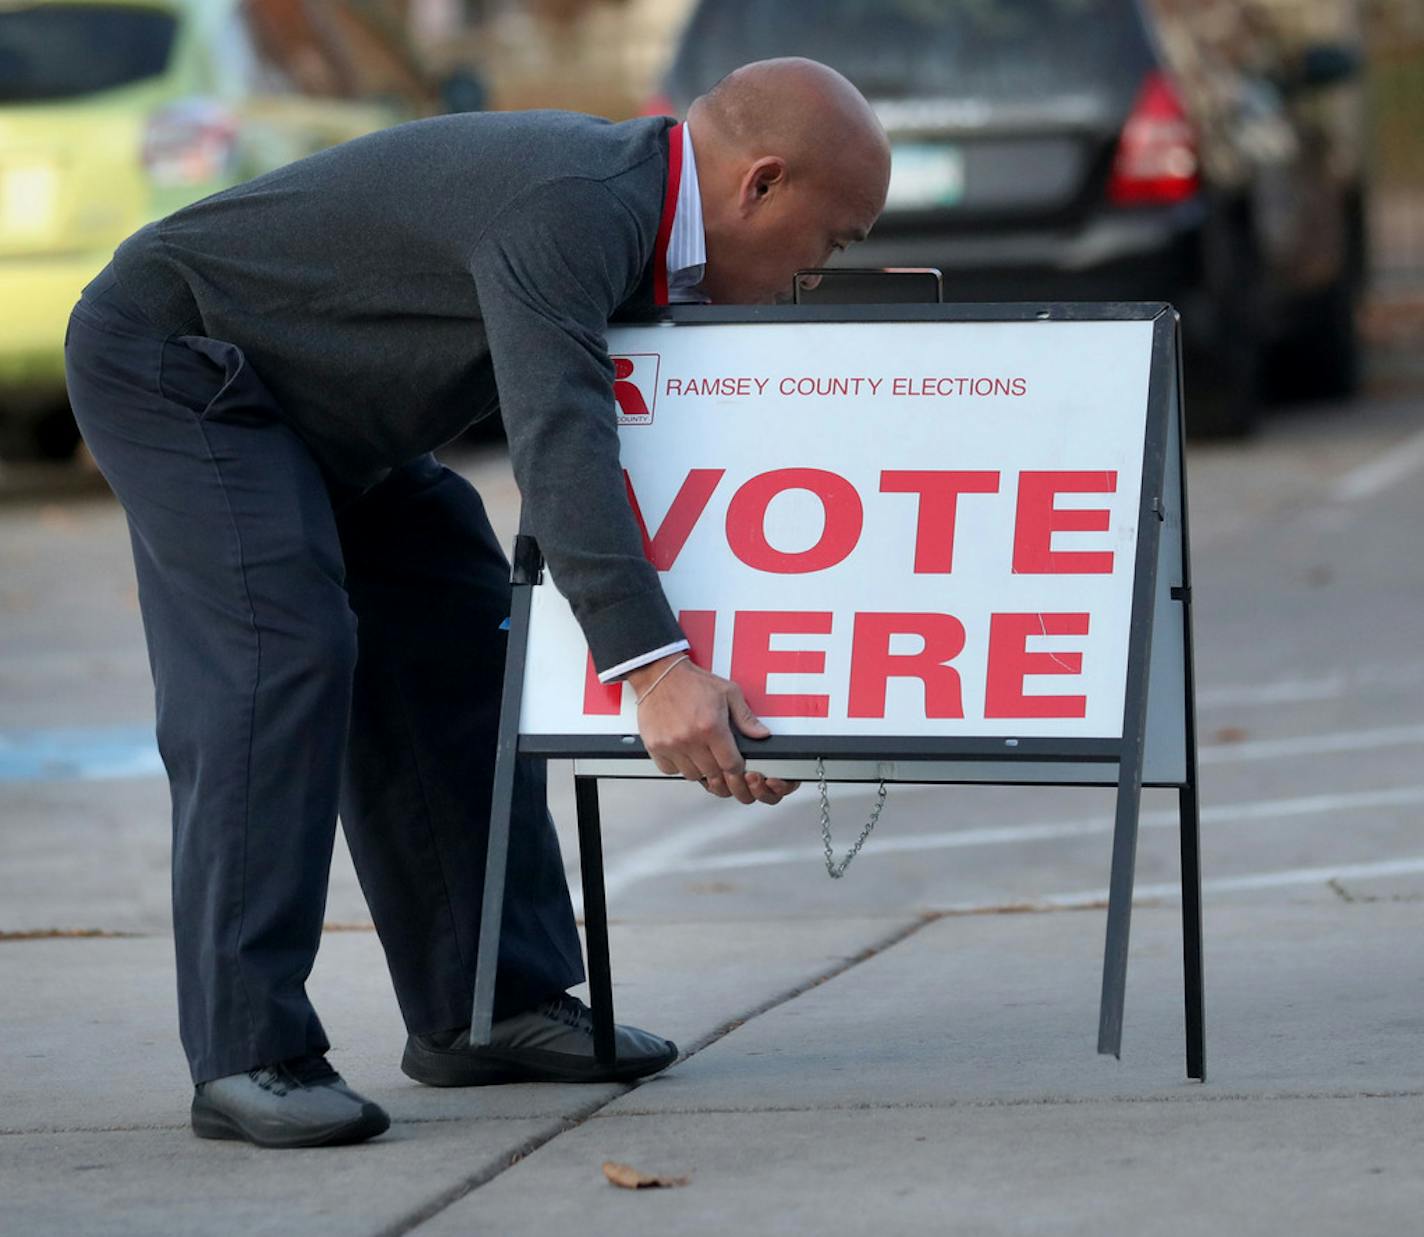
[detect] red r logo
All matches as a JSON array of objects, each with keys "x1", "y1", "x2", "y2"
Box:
[
  {"x1": 613, "y1": 356, "x2": 650, "y2": 418},
  {"x1": 610, "y1": 354, "x2": 659, "y2": 423}
]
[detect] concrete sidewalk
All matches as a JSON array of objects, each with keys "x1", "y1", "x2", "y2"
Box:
[{"x1": 3, "y1": 892, "x2": 1422, "y2": 1237}]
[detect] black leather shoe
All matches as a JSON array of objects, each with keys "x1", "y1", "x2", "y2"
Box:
[
  {"x1": 191, "y1": 1056, "x2": 390, "y2": 1148},
  {"x1": 401, "y1": 993, "x2": 678, "y2": 1086}
]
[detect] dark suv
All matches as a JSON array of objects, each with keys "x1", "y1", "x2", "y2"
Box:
[{"x1": 654, "y1": 0, "x2": 1368, "y2": 434}]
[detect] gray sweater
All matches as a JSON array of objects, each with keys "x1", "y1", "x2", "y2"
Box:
[{"x1": 112, "y1": 110, "x2": 681, "y2": 674}]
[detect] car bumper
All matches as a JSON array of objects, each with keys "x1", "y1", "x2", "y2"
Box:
[
  {"x1": 851, "y1": 201, "x2": 1209, "y2": 308},
  {"x1": 0, "y1": 252, "x2": 113, "y2": 402}
]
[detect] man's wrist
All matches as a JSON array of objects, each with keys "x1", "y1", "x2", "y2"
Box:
[
  {"x1": 626, "y1": 651, "x2": 692, "y2": 694},
  {"x1": 597, "y1": 639, "x2": 691, "y2": 684}
]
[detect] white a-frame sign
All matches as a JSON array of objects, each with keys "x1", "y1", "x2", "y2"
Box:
[{"x1": 472, "y1": 303, "x2": 1203, "y2": 1082}]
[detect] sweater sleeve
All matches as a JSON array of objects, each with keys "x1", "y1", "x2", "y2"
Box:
[{"x1": 469, "y1": 175, "x2": 684, "y2": 674}]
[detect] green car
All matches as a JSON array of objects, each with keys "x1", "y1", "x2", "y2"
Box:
[{"x1": 0, "y1": 0, "x2": 435, "y2": 459}]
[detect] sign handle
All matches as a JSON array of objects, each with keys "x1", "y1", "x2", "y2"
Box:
[{"x1": 470, "y1": 535, "x2": 543, "y2": 1045}]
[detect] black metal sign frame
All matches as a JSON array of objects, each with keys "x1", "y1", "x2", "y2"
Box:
[{"x1": 470, "y1": 302, "x2": 1204, "y2": 1082}]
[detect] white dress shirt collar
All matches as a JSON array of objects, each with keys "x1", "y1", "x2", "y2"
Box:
[{"x1": 665, "y1": 123, "x2": 709, "y2": 305}]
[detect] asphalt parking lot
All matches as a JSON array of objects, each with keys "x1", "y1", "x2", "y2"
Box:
[{"x1": 6, "y1": 355, "x2": 1423, "y2": 934}]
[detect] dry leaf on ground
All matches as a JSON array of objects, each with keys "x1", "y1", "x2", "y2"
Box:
[{"x1": 602, "y1": 1160, "x2": 690, "y2": 1189}]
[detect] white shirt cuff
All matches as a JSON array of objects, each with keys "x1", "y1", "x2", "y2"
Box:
[{"x1": 597, "y1": 640, "x2": 691, "y2": 684}]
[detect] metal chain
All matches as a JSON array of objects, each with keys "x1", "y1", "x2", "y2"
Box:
[{"x1": 817, "y1": 756, "x2": 889, "y2": 879}]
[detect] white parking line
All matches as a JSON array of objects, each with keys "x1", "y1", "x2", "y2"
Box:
[
  {"x1": 1199, "y1": 722, "x2": 1424, "y2": 764},
  {"x1": 1197, "y1": 661, "x2": 1424, "y2": 709},
  {"x1": 984, "y1": 854, "x2": 1424, "y2": 912},
  {"x1": 570, "y1": 804, "x2": 774, "y2": 919},
  {"x1": 652, "y1": 784, "x2": 1424, "y2": 877},
  {"x1": 1332, "y1": 425, "x2": 1424, "y2": 503},
  {"x1": 575, "y1": 724, "x2": 1424, "y2": 901}
]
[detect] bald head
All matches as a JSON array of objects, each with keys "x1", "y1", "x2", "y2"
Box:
[
  {"x1": 692, "y1": 57, "x2": 889, "y2": 179},
  {"x1": 685, "y1": 58, "x2": 891, "y2": 305}
]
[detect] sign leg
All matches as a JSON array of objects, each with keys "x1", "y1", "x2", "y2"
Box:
[
  {"x1": 1179, "y1": 782, "x2": 1206, "y2": 1080},
  {"x1": 470, "y1": 567, "x2": 538, "y2": 1045},
  {"x1": 1099, "y1": 307, "x2": 1173, "y2": 1059},
  {"x1": 575, "y1": 775, "x2": 617, "y2": 1066},
  {"x1": 469, "y1": 729, "x2": 518, "y2": 1045},
  {"x1": 1097, "y1": 767, "x2": 1145, "y2": 1058}
]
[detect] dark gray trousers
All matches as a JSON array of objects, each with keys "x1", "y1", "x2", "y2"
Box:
[{"x1": 64, "y1": 268, "x2": 584, "y2": 1084}]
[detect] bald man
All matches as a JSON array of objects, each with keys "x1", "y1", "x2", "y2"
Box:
[{"x1": 63, "y1": 58, "x2": 890, "y2": 1148}]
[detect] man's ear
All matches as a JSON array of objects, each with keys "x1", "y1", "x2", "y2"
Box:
[{"x1": 738, "y1": 157, "x2": 787, "y2": 216}]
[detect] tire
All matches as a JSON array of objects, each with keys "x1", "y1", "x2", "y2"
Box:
[
  {"x1": 1267, "y1": 274, "x2": 1362, "y2": 403},
  {"x1": 1186, "y1": 327, "x2": 1261, "y2": 439},
  {"x1": 0, "y1": 403, "x2": 82, "y2": 463},
  {"x1": 1268, "y1": 191, "x2": 1366, "y2": 404},
  {"x1": 1185, "y1": 219, "x2": 1263, "y2": 440},
  {"x1": 31, "y1": 405, "x2": 82, "y2": 461},
  {"x1": 1185, "y1": 284, "x2": 1263, "y2": 440}
]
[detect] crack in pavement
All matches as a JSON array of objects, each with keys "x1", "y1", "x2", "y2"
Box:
[
  {"x1": 0, "y1": 1112, "x2": 580, "y2": 1137},
  {"x1": 594, "y1": 1090, "x2": 1424, "y2": 1118},
  {"x1": 15, "y1": 1084, "x2": 1418, "y2": 1140},
  {"x1": 372, "y1": 913, "x2": 936, "y2": 1237},
  {"x1": 0, "y1": 1122, "x2": 190, "y2": 1136},
  {"x1": 1326, "y1": 878, "x2": 1422, "y2": 906},
  {"x1": 0, "y1": 923, "x2": 378, "y2": 942}
]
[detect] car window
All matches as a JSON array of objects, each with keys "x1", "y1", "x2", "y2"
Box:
[
  {"x1": 0, "y1": 3, "x2": 179, "y2": 103},
  {"x1": 667, "y1": 0, "x2": 1154, "y2": 102}
]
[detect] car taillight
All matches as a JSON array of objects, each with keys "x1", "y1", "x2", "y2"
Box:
[
  {"x1": 142, "y1": 99, "x2": 238, "y2": 188},
  {"x1": 1107, "y1": 72, "x2": 1200, "y2": 206},
  {"x1": 641, "y1": 91, "x2": 676, "y2": 118}
]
